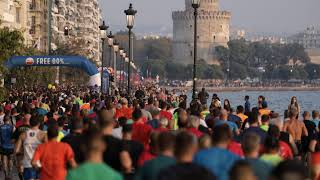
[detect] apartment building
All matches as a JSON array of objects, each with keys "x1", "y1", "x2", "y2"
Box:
[
  {"x1": 1, "y1": 0, "x2": 102, "y2": 63},
  {"x1": 0, "y1": 0, "x2": 30, "y2": 42}
]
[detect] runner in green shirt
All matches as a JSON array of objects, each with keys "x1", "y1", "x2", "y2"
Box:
[{"x1": 67, "y1": 129, "x2": 123, "y2": 180}]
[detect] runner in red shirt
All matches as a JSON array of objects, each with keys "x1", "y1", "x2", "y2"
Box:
[
  {"x1": 115, "y1": 98, "x2": 133, "y2": 120},
  {"x1": 32, "y1": 123, "x2": 77, "y2": 180},
  {"x1": 187, "y1": 116, "x2": 203, "y2": 138},
  {"x1": 159, "y1": 100, "x2": 172, "y2": 121},
  {"x1": 132, "y1": 108, "x2": 153, "y2": 148}
]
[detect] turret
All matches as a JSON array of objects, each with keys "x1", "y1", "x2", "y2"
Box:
[{"x1": 185, "y1": 0, "x2": 219, "y2": 11}]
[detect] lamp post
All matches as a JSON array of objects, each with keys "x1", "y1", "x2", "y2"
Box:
[
  {"x1": 99, "y1": 21, "x2": 108, "y2": 93},
  {"x1": 122, "y1": 52, "x2": 127, "y2": 90},
  {"x1": 107, "y1": 31, "x2": 114, "y2": 68},
  {"x1": 125, "y1": 56, "x2": 129, "y2": 90},
  {"x1": 124, "y1": 3, "x2": 137, "y2": 96},
  {"x1": 113, "y1": 41, "x2": 119, "y2": 90},
  {"x1": 192, "y1": 0, "x2": 200, "y2": 100},
  {"x1": 119, "y1": 48, "x2": 124, "y2": 90}
]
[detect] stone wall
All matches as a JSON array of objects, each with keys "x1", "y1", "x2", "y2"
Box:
[{"x1": 172, "y1": 0, "x2": 230, "y2": 65}]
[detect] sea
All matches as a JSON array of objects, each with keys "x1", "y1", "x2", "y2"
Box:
[{"x1": 186, "y1": 91, "x2": 320, "y2": 116}]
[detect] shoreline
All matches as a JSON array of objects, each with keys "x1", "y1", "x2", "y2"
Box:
[{"x1": 161, "y1": 86, "x2": 320, "y2": 92}]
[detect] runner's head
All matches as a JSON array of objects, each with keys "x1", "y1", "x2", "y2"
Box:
[
  {"x1": 236, "y1": 105, "x2": 244, "y2": 114},
  {"x1": 132, "y1": 108, "x2": 143, "y2": 122},
  {"x1": 174, "y1": 131, "x2": 198, "y2": 163},
  {"x1": 157, "y1": 131, "x2": 176, "y2": 156},
  {"x1": 241, "y1": 133, "x2": 261, "y2": 157},
  {"x1": 47, "y1": 122, "x2": 59, "y2": 140},
  {"x1": 30, "y1": 116, "x2": 40, "y2": 128},
  {"x1": 230, "y1": 160, "x2": 256, "y2": 180},
  {"x1": 80, "y1": 128, "x2": 105, "y2": 160},
  {"x1": 211, "y1": 124, "x2": 232, "y2": 147}
]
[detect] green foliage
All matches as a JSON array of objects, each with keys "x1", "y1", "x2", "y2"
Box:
[{"x1": 215, "y1": 39, "x2": 312, "y2": 80}]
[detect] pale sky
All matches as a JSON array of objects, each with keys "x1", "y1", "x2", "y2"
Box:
[{"x1": 98, "y1": 0, "x2": 320, "y2": 35}]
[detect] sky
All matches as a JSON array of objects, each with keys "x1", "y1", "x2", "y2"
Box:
[{"x1": 98, "y1": 0, "x2": 320, "y2": 36}]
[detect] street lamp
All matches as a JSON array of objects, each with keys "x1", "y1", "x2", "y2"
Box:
[
  {"x1": 113, "y1": 41, "x2": 119, "y2": 90},
  {"x1": 124, "y1": 3, "x2": 137, "y2": 96},
  {"x1": 99, "y1": 21, "x2": 108, "y2": 93},
  {"x1": 107, "y1": 31, "x2": 114, "y2": 68},
  {"x1": 122, "y1": 52, "x2": 127, "y2": 90},
  {"x1": 119, "y1": 48, "x2": 124, "y2": 90},
  {"x1": 192, "y1": 0, "x2": 200, "y2": 100}
]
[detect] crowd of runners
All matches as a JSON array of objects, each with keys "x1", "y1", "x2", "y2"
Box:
[{"x1": 0, "y1": 85, "x2": 320, "y2": 180}]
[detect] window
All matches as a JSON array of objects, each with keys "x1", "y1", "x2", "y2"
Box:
[
  {"x1": 16, "y1": 8, "x2": 20, "y2": 23},
  {"x1": 31, "y1": 0, "x2": 36, "y2": 9},
  {"x1": 31, "y1": 16, "x2": 36, "y2": 25}
]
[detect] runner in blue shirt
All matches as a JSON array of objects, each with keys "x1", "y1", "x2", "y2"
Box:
[{"x1": 0, "y1": 115, "x2": 15, "y2": 179}]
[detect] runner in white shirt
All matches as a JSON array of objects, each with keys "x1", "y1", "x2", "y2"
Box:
[{"x1": 15, "y1": 117, "x2": 46, "y2": 180}]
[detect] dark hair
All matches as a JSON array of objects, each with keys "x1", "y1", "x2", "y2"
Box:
[
  {"x1": 241, "y1": 133, "x2": 261, "y2": 154},
  {"x1": 248, "y1": 111, "x2": 259, "y2": 125},
  {"x1": 245, "y1": 95, "x2": 249, "y2": 100},
  {"x1": 211, "y1": 124, "x2": 232, "y2": 144},
  {"x1": 237, "y1": 105, "x2": 244, "y2": 113},
  {"x1": 271, "y1": 160, "x2": 307, "y2": 180},
  {"x1": 158, "y1": 131, "x2": 176, "y2": 153},
  {"x1": 122, "y1": 124, "x2": 132, "y2": 134},
  {"x1": 118, "y1": 117, "x2": 128, "y2": 127},
  {"x1": 159, "y1": 100, "x2": 168, "y2": 110},
  {"x1": 148, "y1": 97, "x2": 154, "y2": 105},
  {"x1": 139, "y1": 100, "x2": 146, "y2": 109},
  {"x1": 174, "y1": 131, "x2": 197, "y2": 159},
  {"x1": 80, "y1": 127, "x2": 104, "y2": 160},
  {"x1": 47, "y1": 123, "x2": 59, "y2": 140},
  {"x1": 268, "y1": 125, "x2": 280, "y2": 138},
  {"x1": 132, "y1": 108, "x2": 143, "y2": 121},
  {"x1": 261, "y1": 114, "x2": 270, "y2": 123},
  {"x1": 229, "y1": 160, "x2": 254, "y2": 180},
  {"x1": 58, "y1": 117, "x2": 66, "y2": 127},
  {"x1": 30, "y1": 116, "x2": 40, "y2": 127},
  {"x1": 264, "y1": 136, "x2": 280, "y2": 153}
]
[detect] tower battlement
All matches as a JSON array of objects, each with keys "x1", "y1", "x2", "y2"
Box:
[
  {"x1": 172, "y1": 0, "x2": 231, "y2": 65},
  {"x1": 185, "y1": 0, "x2": 219, "y2": 11},
  {"x1": 172, "y1": 10, "x2": 231, "y2": 20}
]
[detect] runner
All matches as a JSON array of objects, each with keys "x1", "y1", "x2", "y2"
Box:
[
  {"x1": 0, "y1": 115, "x2": 15, "y2": 180},
  {"x1": 32, "y1": 122, "x2": 77, "y2": 180},
  {"x1": 15, "y1": 116, "x2": 46, "y2": 180}
]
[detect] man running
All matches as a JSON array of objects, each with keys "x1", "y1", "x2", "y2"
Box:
[
  {"x1": 15, "y1": 116, "x2": 46, "y2": 180},
  {"x1": 283, "y1": 108, "x2": 308, "y2": 155},
  {"x1": 0, "y1": 115, "x2": 15, "y2": 180}
]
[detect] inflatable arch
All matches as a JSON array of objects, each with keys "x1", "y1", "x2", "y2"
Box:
[{"x1": 5, "y1": 56, "x2": 103, "y2": 86}]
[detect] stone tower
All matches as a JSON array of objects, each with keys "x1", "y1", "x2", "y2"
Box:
[{"x1": 172, "y1": 0, "x2": 231, "y2": 64}]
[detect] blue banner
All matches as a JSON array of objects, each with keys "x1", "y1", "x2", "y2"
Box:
[{"x1": 5, "y1": 56, "x2": 100, "y2": 76}]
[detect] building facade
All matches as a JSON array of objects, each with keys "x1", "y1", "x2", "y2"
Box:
[
  {"x1": 172, "y1": 0, "x2": 231, "y2": 64},
  {"x1": 288, "y1": 26, "x2": 320, "y2": 64},
  {"x1": 288, "y1": 26, "x2": 320, "y2": 49},
  {"x1": 1, "y1": 0, "x2": 102, "y2": 63},
  {"x1": 51, "y1": 0, "x2": 102, "y2": 62},
  {"x1": 0, "y1": 0, "x2": 30, "y2": 42}
]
